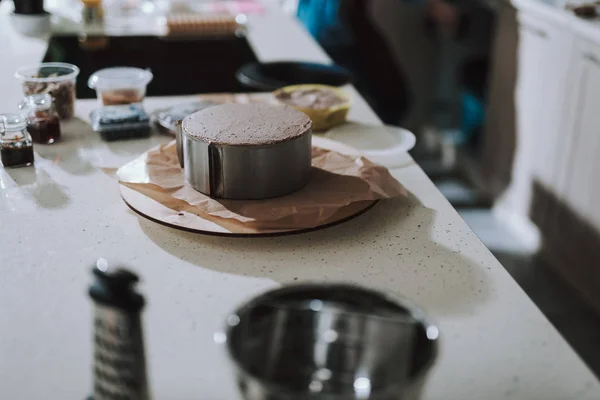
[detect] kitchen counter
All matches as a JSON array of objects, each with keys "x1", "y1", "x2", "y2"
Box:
[{"x1": 1, "y1": 1, "x2": 599, "y2": 399}]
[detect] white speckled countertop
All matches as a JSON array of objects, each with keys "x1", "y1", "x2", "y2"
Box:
[{"x1": 1, "y1": 1, "x2": 599, "y2": 399}]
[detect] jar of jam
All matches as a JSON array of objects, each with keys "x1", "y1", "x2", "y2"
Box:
[
  {"x1": 18, "y1": 93, "x2": 61, "y2": 144},
  {"x1": 0, "y1": 113, "x2": 34, "y2": 168}
]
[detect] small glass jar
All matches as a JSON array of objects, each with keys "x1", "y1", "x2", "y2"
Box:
[
  {"x1": 18, "y1": 93, "x2": 62, "y2": 144},
  {"x1": 0, "y1": 113, "x2": 34, "y2": 168}
]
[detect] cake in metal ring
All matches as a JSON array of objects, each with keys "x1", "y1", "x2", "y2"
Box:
[{"x1": 178, "y1": 103, "x2": 312, "y2": 200}]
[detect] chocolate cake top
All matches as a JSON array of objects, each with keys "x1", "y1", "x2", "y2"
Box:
[{"x1": 182, "y1": 103, "x2": 312, "y2": 146}]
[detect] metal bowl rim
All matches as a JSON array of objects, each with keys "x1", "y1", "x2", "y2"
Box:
[{"x1": 221, "y1": 283, "x2": 440, "y2": 396}]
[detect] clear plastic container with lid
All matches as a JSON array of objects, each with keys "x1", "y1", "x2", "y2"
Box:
[
  {"x1": 18, "y1": 93, "x2": 62, "y2": 144},
  {"x1": 0, "y1": 113, "x2": 34, "y2": 168},
  {"x1": 88, "y1": 67, "x2": 153, "y2": 106},
  {"x1": 15, "y1": 62, "x2": 79, "y2": 120}
]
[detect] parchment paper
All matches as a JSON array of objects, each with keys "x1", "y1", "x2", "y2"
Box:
[{"x1": 117, "y1": 137, "x2": 406, "y2": 231}]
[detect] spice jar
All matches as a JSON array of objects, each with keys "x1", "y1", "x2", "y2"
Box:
[
  {"x1": 19, "y1": 93, "x2": 61, "y2": 144},
  {"x1": 0, "y1": 113, "x2": 34, "y2": 168},
  {"x1": 81, "y1": 0, "x2": 104, "y2": 25}
]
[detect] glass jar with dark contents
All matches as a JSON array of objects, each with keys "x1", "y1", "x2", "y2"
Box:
[
  {"x1": 19, "y1": 93, "x2": 61, "y2": 144},
  {"x1": 0, "y1": 114, "x2": 34, "y2": 168}
]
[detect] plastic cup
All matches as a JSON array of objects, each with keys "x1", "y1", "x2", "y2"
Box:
[
  {"x1": 15, "y1": 62, "x2": 79, "y2": 120},
  {"x1": 88, "y1": 67, "x2": 153, "y2": 106}
]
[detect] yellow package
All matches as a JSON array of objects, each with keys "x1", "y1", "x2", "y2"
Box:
[{"x1": 273, "y1": 84, "x2": 351, "y2": 131}]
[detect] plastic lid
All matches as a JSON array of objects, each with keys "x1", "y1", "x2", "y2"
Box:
[
  {"x1": 153, "y1": 101, "x2": 216, "y2": 133},
  {"x1": 0, "y1": 113, "x2": 27, "y2": 132},
  {"x1": 15, "y1": 62, "x2": 79, "y2": 83},
  {"x1": 88, "y1": 67, "x2": 153, "y2": 90},
  {"x1": 20, "y1": 93, "x2": 53, "y2": 111},
  {"x1": 90, "y1": 103, "x2": 150, "y2": 133}
]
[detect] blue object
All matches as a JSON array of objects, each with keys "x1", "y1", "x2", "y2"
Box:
[
  {"x1": 297, "y1": 0, "x2": 354, "y2": 48},
  {"x1": 460, "y1": 90, "x2": 485, "y2": 143}
]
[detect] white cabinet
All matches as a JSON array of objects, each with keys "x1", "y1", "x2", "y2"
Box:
[
  {"x1": 484, "y1": 2, "x2": 600, "y2": 308},
  {"x1": 516, "y1": 13, "x2": 573, "y2": 192},
  {"x1": 483, "y1": 5, "x2": 572, "y2": 222},
  {"x1": 508, "y1": 11, "x2": 551, "y2": 217},
  {"x1": 556, "y1": 39, "x2": 600, "y2": 229}
]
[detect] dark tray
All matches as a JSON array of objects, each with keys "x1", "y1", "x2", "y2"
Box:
[{"x1": 42, "y1": 35, "x2": 259, "y2": 99}]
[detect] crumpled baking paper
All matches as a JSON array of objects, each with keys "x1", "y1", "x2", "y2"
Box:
[{"x1": 117, "y1": 137, "x2": 406, "y2": 232}]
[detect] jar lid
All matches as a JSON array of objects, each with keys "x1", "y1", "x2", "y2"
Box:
[
  {"x1": 88, "y1": 67, "x2": 153, "y2": 90},
  {"x1": 0, "y1": 113, "x2": 27, "y2": 133},
  {"x1": 15, "y1": 62, "x2": 79, "y2": 83},
  {"x1": 21, "y1": 93, "x2": 53, "y2": 111}
]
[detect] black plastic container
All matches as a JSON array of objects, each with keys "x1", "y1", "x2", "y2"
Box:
[
  {"x1": 90, "y1": 103, "x2": 151, "y2": 141},
  {"x1": 13, "y1": 0, "x2": 46, "y2": 15}
]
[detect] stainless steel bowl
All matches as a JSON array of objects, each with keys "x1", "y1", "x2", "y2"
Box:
[{"x1": 219, "y1": 284, "x2": 439, "y2": 400}]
